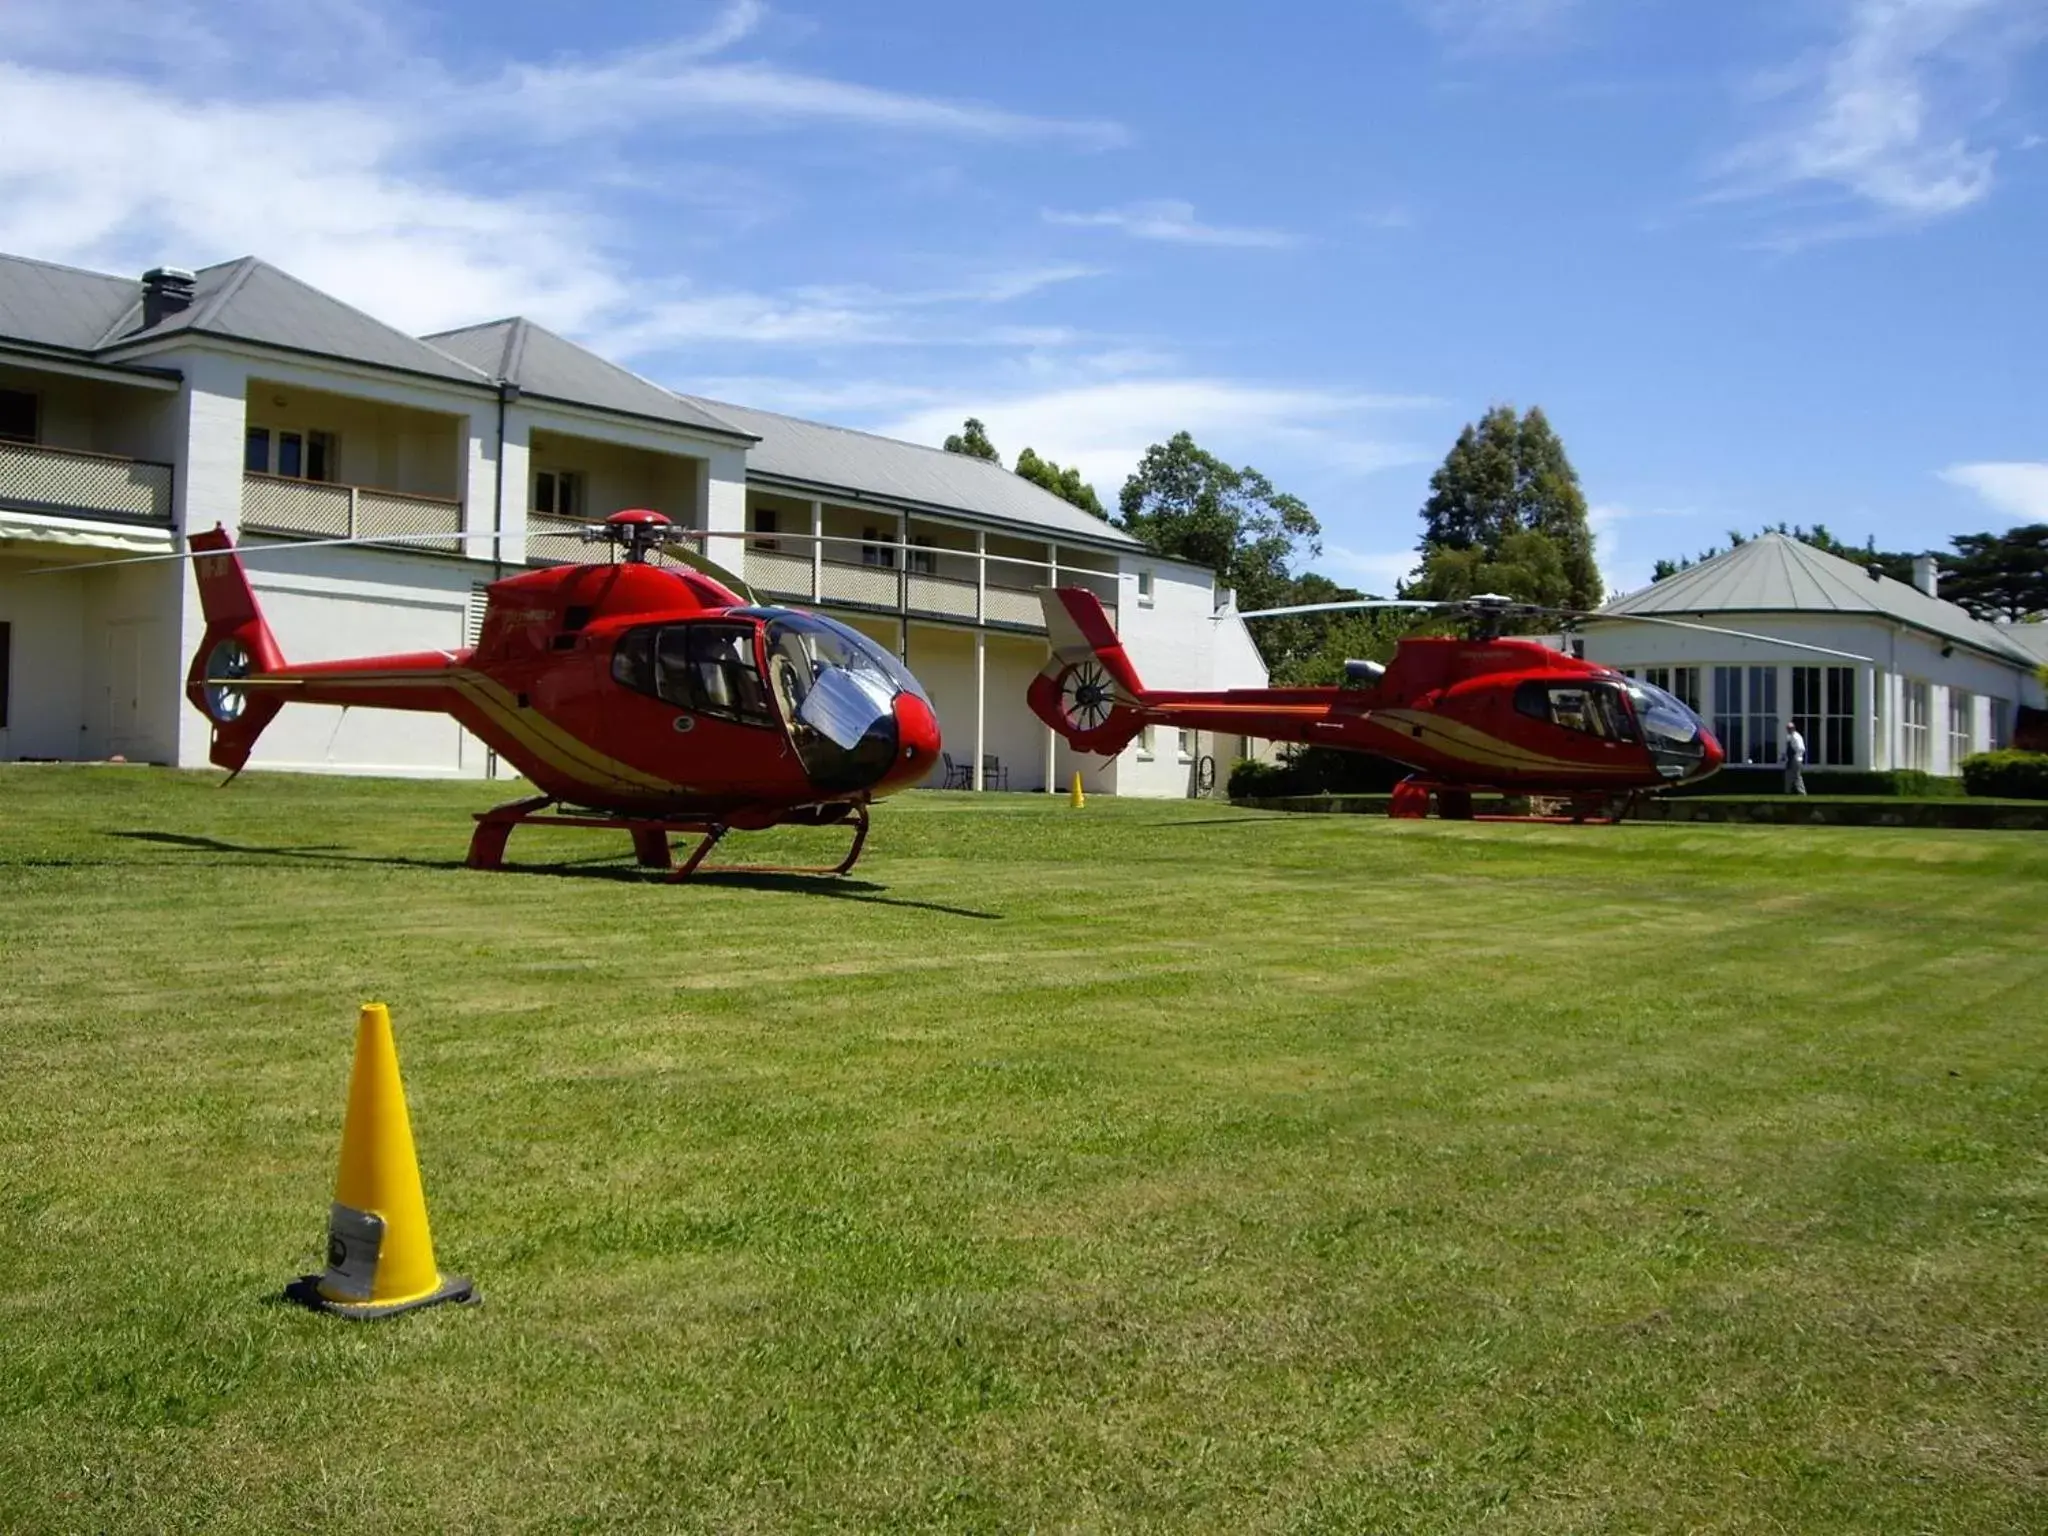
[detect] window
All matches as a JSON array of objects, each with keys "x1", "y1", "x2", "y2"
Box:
[
  {"x1": 612, "y1": 623, "x2": 774, "y2": 725},
  {"x1": 1178, "y1": 728, "x2": 1196, "y2": 762},
  {"x1": 860, "y1": 526, "x2": 898, "y2": 569},
  {"x1": 1901, "y1": 679, "x2": 1930, "y2": 771},
  {"x1": 750, "y1": 505, "x2": 780, "y2": 552},
  {"x1": 1513, "y1": 680, "x2": 1637, "y2": 740},
  {"x1": 1711, "y1": 666, "x2": 1745, "y2": 765},
  {"x1": 1137, "y1": 725, "x2": 1155, "y2": 760},
  {"x1": 1947, "y1": 688, "x2": 1974, "y2": 766},
  {"x1": 0, "y1": 620, "x2": 10, "y2": 728},
  {"x1": 1792, "y1": 665, "x2": 1857, "y2": 766},
  {"x1": 533, "y1": 469, "x2": 583, "y2": 519},
  {"x1": 908, "y1": 535, "x2": 937, "y2": 576},
  {"x1": 0, "y1": 388, "x2": 37, "y2": 443},
  {"x1": 1137, "y1": 569, "x2": 1155, "y2": 606},
  {"x1": 245, "y1": 426, "x2": 335, "y2": 481},
  {"x1": 1991, "y1": 698, "x2": 2011, "y2": 750},
  {"x1": 1644, "y1": 666, "x2": 1701, "y2": 713},
  {"x1": 1714, "y1": 665, "x2": 1779, "y2": 765}
]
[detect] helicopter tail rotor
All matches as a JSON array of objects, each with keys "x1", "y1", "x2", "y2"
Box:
[
  {"x1": 1027, "y1": 587, "x2": 1149, "y2": 754},
  {"x1": 184, "y1": 526, "x2": 290, "y2": 771}
]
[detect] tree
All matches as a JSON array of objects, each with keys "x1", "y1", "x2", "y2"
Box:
[
  {"x1": 941, "y1": 417, "x2": 1000, "y2": 464},
  {"x1": 1942, "y1": 525, "x2": 2048, "y2": 622},
  {"x1": 1413, "y1": 405, "x2": 1600, "y2": 610},
  {"x1": 1116, "y1": 431, "x2": 1320, "y2": 619},
  {"x1": 1014, "y1": 446, "x2": 1106, "y2": 519}
]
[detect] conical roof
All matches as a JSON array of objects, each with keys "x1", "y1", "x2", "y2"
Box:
[{"x1": 1599, "y1": 532, "x2": 2036, "y2": 666}]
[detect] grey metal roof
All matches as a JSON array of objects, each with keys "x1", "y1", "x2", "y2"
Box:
[
  {"x1": 0, "y1": 253, "x2": 151, "y2": 352},
  {"x1": 96, "y1": 259, "x2": 492, "y2": 385},
  {"x1": 1596, "y1": 532, "x2": 2038, "y2": 667},
  {"x1": 1998, "y1": 623, "x2": 2048, "y2": 664},
  {"x1": 425, "y1": 318, "x2": 750, "y2": 440},
  {"x1": 675, "y1": 395, "x2": 1142, "y2": 548}
]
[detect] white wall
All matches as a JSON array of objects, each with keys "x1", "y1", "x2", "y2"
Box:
[{"x1": 238, "y1": 547, "x2": 481, "y2": 777}]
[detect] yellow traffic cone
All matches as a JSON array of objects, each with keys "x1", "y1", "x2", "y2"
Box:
[
  {"x1": 1069, "y1": 771, "x2": 1085, "y2": 809},
  {"x1": 286, "y1": 1003, "x2": 474, "y2": 1319}
]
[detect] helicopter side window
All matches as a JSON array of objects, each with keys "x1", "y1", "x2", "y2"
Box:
[
  {"x1": 1524, "y1": 683, "x2": 1639, "y2": 740},
  {"x1": 683, "y1": 624, "x2": 775, "y2": 726},
  {"x1": 611, "y1": 628, "x2": 655, "y2": 695}
]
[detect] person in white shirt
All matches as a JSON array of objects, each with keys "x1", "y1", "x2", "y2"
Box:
[{"x1": 1783, "y1": 720, "x2": 1807, "y2": 795}]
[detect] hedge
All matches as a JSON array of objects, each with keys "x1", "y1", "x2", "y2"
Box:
[
  {"x1": 1227, "y1": 747, "x2": 1411, "y2": 801},
  {"x1": 1666, "y1": 767, "x2": 1965, "y2": 799},
  {"x1": 1959, "y1": 750, "x2": 2048, "y2": 800}
]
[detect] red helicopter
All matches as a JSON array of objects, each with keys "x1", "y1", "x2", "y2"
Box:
[
  {"x1": 184, "y1": 510, "x2": 941, "y2": 876},
  {"x1": 1029, "y1": 586, "x2": 1860, "y2": 820}
]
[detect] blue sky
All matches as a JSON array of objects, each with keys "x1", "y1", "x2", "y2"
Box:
[{"x1": 3, "y1": 0, "x2": 2044, "y2": 594}]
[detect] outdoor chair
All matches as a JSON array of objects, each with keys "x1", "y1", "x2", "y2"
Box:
[
  {"x1": 982, "y1": 754, "x2": 1009, "y2": 791},
  {"x1": 940, "y1": 752, "x2": 972, "y2": 789}
]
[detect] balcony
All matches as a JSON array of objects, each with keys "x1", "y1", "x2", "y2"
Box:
[
  {"x1": 242, "y1": 473, "x2": 462, "y2": 552},
  {"x1": 0, "y1": 440, "x2": 173, "y2": 525},
  {"x1": 740, "y1": 533, "x2": 1118, "y2": 633}
]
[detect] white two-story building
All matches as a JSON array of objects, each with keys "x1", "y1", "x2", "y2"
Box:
[
  {"x1": 1579, "y1": 533, "x2": 2044, "y2": 777},
  {"x1": 0, "y1": 252, "x2": 1267, "y2": 795}
]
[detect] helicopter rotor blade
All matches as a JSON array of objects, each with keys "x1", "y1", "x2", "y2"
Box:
[
  {"x1": 1222, "y1": 598, "x2": 1447, "y2": 620},
  {"x1": 655, "y1": 537, "x2": 759, "y2": 606},
  {"x1": 20, "y1": 526, "x2": 587, "y2": 577},
  {"x1": 1549, "y1": 610, "x2": 1872, "y2": 662}
]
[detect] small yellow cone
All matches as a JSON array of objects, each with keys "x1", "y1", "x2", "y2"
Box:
[
  {"x1": 1069, "y1": 771, "x2": 1085, "y2": 809},
  {"x1": 286, "y1": 1003, "x2": 474, "y2": 1319}
]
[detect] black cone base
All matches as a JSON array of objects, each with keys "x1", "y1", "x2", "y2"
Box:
[{"x1": 284, "y1": 1272, "x2": 478, "y2": 1321}]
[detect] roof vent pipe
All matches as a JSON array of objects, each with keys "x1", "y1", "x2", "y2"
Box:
[
  {"x1": 1912, "y1": 554, "x2": 1939, "y2": 598},
  {"x1": 141, "y1": 266, "x2": 197, "y2": 328}
]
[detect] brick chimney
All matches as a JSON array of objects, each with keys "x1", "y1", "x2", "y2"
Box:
[
  {"x1": 141, "y1": 267, "x2": 197, "y2": 328},
  {"x1": 1912, "y1": 554, "x2": 1939, "y2": 598}
]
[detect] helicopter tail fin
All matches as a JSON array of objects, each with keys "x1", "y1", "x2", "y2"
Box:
[
  {"x1": 1027, "y1": 586, "x2": 1150, "y2": 755},
  {"x1": 184, "y1": 526, "x2": 289, "y2": 772}
]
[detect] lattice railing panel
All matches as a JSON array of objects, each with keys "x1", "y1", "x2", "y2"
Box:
[
  {"x1": 746, "y1": 547, "x2": 815, "y2": 597},
  {"x1": 242, "y1": 474, "x2": 350, "y2": 537},
  {"x1": 820, "y1": 560, "x2": 902, "y2": 608},
  {"x1": 907, "y1": 572, "x2": 978, "y2": 620},
  {"x1": 0, "y1": 442, "x2": 172, "y2": 523},
  {"x1": 982, "y1": 585, "x2": 1046, "y2": 628},
  {"x1": 356, "y1": 488, "x2": 461, "y2": 552}
]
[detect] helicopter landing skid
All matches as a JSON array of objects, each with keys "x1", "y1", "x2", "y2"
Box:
[{"x1": 466, "y1": 796, "x2": 871, "y2": 881}]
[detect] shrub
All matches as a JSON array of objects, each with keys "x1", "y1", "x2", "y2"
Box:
[
  {"x1": 1959, "y1": 750, "x2": 2048, "y2": 800},
  {"x1": 1227, "y1": 759, "x2": 1294, "y2": 800}
]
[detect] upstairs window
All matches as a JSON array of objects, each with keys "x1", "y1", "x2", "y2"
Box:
[
  {"x1": 533, "y1": 469, "x2": 583, "y2": 520},
  {"x1": 860, "y1": 526, "x2": 898, "y2": 569},
  {"x1": 0, "y1": 388, "x2": 37, "y2": 444},
  {"x1": 1137, "y1": 569, "x2": 1155, "y2": 606},
  {"x1": 246, "y1": 426, "x2": 335, "y2": 482},
  {"x1": 908, "y1": 535, "x2": 937, "y2": 576},
  {"x1": 751, "y1": 505, "x2": 780, "y2": 552}
]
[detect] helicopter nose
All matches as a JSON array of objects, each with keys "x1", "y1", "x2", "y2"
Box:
[
  {"x1": 1693, "y1": 726, "x2": 1726, "y2": 778},
  {"x1": 878, "y1": 691, "x2": 942, "y2": 794}
]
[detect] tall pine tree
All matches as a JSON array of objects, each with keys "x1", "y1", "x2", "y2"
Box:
[{"x1": 1413, "y1": 405, "x2": 1601, "y2": 610}]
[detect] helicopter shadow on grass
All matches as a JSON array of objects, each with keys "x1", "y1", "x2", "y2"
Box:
[{"x1": 108, "y1": 831, "x2": 1002, "y2": 920}]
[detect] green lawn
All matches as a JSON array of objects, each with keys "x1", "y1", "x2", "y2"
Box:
[{"x1": 2, "y1": 764, "x2": 2044, "y2": 1534}]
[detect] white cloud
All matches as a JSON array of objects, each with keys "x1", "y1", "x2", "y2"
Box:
[
  {"x1": 1042, "y1": 200, "x2": 1298, "y2": 249},
  {"x1": 1941, "y1": 461, "x2": 2048, "y2": 522},
  {"x1": 1716, "y1": 0, "x2": 2048, "y2": 229},
  {"x1": 1320, "y1": 544, "x2": 1422, "y2": 593},
  {"x1": 878, "y1": 378, "x2": 1437, "y2": 503},
  {"x1": 0, "y1": 2, "x2": 1127, "y2": 341}
]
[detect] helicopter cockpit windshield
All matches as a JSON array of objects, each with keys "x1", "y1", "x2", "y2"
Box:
[
  {"x1": 1621, "y1": 678, "x2": 1713, "y2": 779},
  {"x1": 749, "y1": 608, "x2": 928, "y2": 792}
]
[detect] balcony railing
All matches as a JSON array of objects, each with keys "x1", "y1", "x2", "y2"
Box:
[
  {"x1": 738, "y1": 532, "x2": 1119, "y2": 633},
  {"x1": 242, "y1": 473, "x2": 462, "y2": 552},
  {"x1": 0, "y1": 440, "x2": 173, "y2": 525}
]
